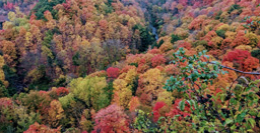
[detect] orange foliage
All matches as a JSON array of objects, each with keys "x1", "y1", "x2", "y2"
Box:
[
  {"x1": 24, "y1": 122, "x2": 61, "y2": 133},
  {"x1": 129, "y1": 96, "x2": 141, "y2": 112}
]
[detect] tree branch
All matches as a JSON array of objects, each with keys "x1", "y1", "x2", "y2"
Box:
[{"x1": 207, "y1": 61, "x2": 260, "y2": 75}]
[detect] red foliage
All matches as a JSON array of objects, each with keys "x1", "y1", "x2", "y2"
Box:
[
  {"x1": 153, "y1": 102, "x2": 167, "y2": 122},
  {"x1": 220, "y1": 38, "x2": 233, "y2": 49},
  {"x1": 99, "y1": 19, "x2": 108, "y2": 29},
  {"x1": 148, "y1": 48, "x2": 161, "y2": 54},
  {"x1": 165, "y1": 64, "x2": 180, "y2": 75},
  {"x1": 202, "y1": 31, "x2": 217, "y2": 42},
  {"x1": 0, "y1": 98, "x2": 13, "y2": 108},
  {"x1": 92, "y1": 104, "x2": 130, "y2": 133},
  {"x1": 120, "y1": 65, "x2": 136, "y2": 74},
  {"x1": 189, "y1": 18, "x2": 205, "y2": 30},
  {"x1": 55, "y1": 87, "x2": 69, "y2": 97},
  {"x1": 246, "y1": 18, "x2": 253, "y2": 24},
  {"x1": 156, "y1": 66, "x2": 165, "y2": 71},
  {"x1": 179, "y1": 0, "x2": 188, "y2": 6},
  {"x1": 223, "y1": 49, "x2": 250, "y2": 67},
  {"x1": 166, "y1": 99, "x2": 191, "y2": 121},
  {"x1": 24, "y1": 122, "x2": 61, "y2": 133},
  {"x1": 62, "y1": 0, "x2": 71, "y2": 10},
  {"x1": 4, "y1": 2, "x2": 14, "y2": 10},
  {"x1": 151, "y1": 55, "x2": 166, "y2": 67},
  {"x1": 178, "y1": 42, "x2": 192, "y2": 50},
  {"x1": 223, "y1": 49, "x2": 259, "y2": 74},
  {"x1": 231, "y1": 31, "x2": 250, "y2": 47},
  {"x1": 106, "y1": 67, "x2": 120, "y2": 78}
]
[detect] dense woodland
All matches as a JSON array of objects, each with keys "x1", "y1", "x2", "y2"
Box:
[{"x1": 0, "y1": 0, "x2": 260, "y2": 132}]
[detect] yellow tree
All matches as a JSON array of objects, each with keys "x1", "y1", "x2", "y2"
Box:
[
  {"x1": 136, "y1": 68, "x2": 166, "y2": 106},
  {"x1": 0, "y1": 56, "x2": 8, "y2": 87},
  {"x1": 0, "y1": 40, "x2": 17, "y2": 67},
  {"x1": 48, "y1": 100, "x2": 64, "y2": 128},
  {"x1": 112, "y1": 68, "x2": 137, "y2": 108}
]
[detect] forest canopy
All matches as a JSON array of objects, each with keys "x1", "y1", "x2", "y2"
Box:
[{"x1": 0, "y1": 0, "x2": 260, "y2": 132}]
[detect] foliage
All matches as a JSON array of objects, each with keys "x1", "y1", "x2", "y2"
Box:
[
  {"x1": 170, "y1": 34, "x2": 181, "y2": 43},
  {"x1": 228, "y1": 4, "x2": 242, "y2": 14},
  {"x1": 216, "y1": 30, "x2": 226, "y2": 38},
  {"x1": 251, "y1": 49, "x2": 260, "y2": 59},
  {"x1": 0, "y1": 0, "x2": 260, "y2": 132},
  {"x1": 70, "y1": 76, "x2": 110, "y2": 111},
  {"x1": 164, "y1": 48, "x2": 259, "y2": 132},
  {"x1": 106, "y1": 67, "x2": 120, "y2": 78},
  {"x1": 93, "y1": 104, "x2": 130, "y2": 132},
  {"x1": 133, "y1": 24, "x2": 156, "y2": 52},
  {"x1": 24, "y1": 122, "x2": 61, "y2": 133},
  {"x1": 32, "y1": 0, "x2": 65, "y2": 20}
]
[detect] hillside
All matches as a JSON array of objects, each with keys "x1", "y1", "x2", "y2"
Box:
[{"x1": 0, "y1": 0, "x2": 260, "y2": 132}]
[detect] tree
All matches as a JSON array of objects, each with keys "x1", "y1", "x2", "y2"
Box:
[
  {"x1": 164, "y1": 48, "x2": 259, "y2": 132},
  {"x1": 48, "y1": 100, "x2": 64, "y2": 128},
  {"x1": 136, "y1": 68, "x2": 165, "y2": 106},
  {"x1": 106, "y1": 67, "x2": 120, "y2": 79},
  {"x1": 151, "y1": 55, "x2": 166, "y2": 67},
  {"x1": 32, "y1": 0, "x2": 65, "y2": 20},
  {"x1": 112, "y1": 79, "x2": 132, "y2": 108},
  {"x1": 24, "y1": 122, "x2": 61, "y2": 133},
  {"x1": 70, "y1": 76, "x2": 110, "y2": 111},
  {"x1": 92, "y1": 104, "x2": 130, "y2": 133}
]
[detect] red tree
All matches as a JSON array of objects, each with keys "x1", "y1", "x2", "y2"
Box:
[
  {"x1": 92, "y1": 104, "x2": 130, "y2": 133},
  {"x1": 107, "y1": 67, "x2": 120, "y2": 78}
]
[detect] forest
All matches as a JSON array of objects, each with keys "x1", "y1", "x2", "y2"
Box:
[{"x1": 0, "y1": 0, "x2": 260, "y2": 132}]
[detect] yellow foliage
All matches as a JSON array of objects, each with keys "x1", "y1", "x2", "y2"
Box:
[
  {"x1": 136, "y1": 68, "x2": 166, "y2": 106},
  {"x1": 112, "y1": 79, "x2": 132, "y2": 108},
  {"x1": 195, "y1": 45, "x2": 206, "y2": 52},
  {"x1": 245, "y1": 32, "x2": 259, "y2": 47},
  {"x1": 217, "y1": 24, "x2": 230, "y2": 31},
  {"x1": 235, "y1": 45, "x2": 252, "y2": 51},
  {"x1": 48, "y1": 100, "x2": 64, "y2": 128},
  {"x1": 211, "y1": 36, "x2": 223, "y2": 47},
  {"x1": 156, "y1": 90, "x2": 174, "y2": 106},
  {"x1": 225, "y1": 31, "x2": 237, "y2": 40},
  {"x1": 159, "y1": 42, "x2": 173, "y2": 52},
  {"x1": 128, "y1": 17, "x2": 136, "y2": 28},
  {"x1": 118, "y1": 68, "x2": 137, "y2": 85}
]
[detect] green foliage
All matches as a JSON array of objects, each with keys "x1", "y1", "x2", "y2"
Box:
[
  {"x1": 32, "y1": 0, "x2": 65, "y2": 20},
  {"x1": 27, "y1": 65, "x2": 51, "y2": 91},
  {"x1": 164, "y1": 48, "x2": 225, "y2": 92},
  {"x1": 164, "y1": 48, "x2": 260, "y2": 132},
  {"x1": 133, "y1": 24, "x2": 156, "y2": 52},
  {"x1": 170, "y1": 34, "x2": 181, "y2": 43},
  {"x1": 251, "y1": 49, "x2": 260, "y2": 59},
  {"x1": 215, "y1": 10, "x2": 222, "y2": 20},
  {"x1": 70, "y1": 76, "x2": 110, "y2": 110},
  {"x1": 72, "y1": 52, "x2": 80, "y2": 66},
  {"x1": 0, "y1": 81, "x2": 8, "y2": 98},
  {"x1": 153, "y1": 39, "x2": 164, "y2": 48},
  {"x1": 129, "y1": 63, "x2": 138, "y2": 67},
  {"x1": 192, "y1": 40, "x2": 208, "y2": 47},
  {"x1": 228, "y1": 4, "x2": 242, "y2": 14},
  {"x1": 216, "y1": 30, "x2": 226, "y2": 38},
  {"x1": 3, "y1": 65, "x2": 19, "y2": 96},
  {"x1": 42, "y1": 30, "x2": 54, "y2": 48},
  {"x1": 132, "y1": 110, "x2": 159, "y2": 132},
  {"x1": 103, "y1": 81, "x2": 114, "y2": 102}
]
